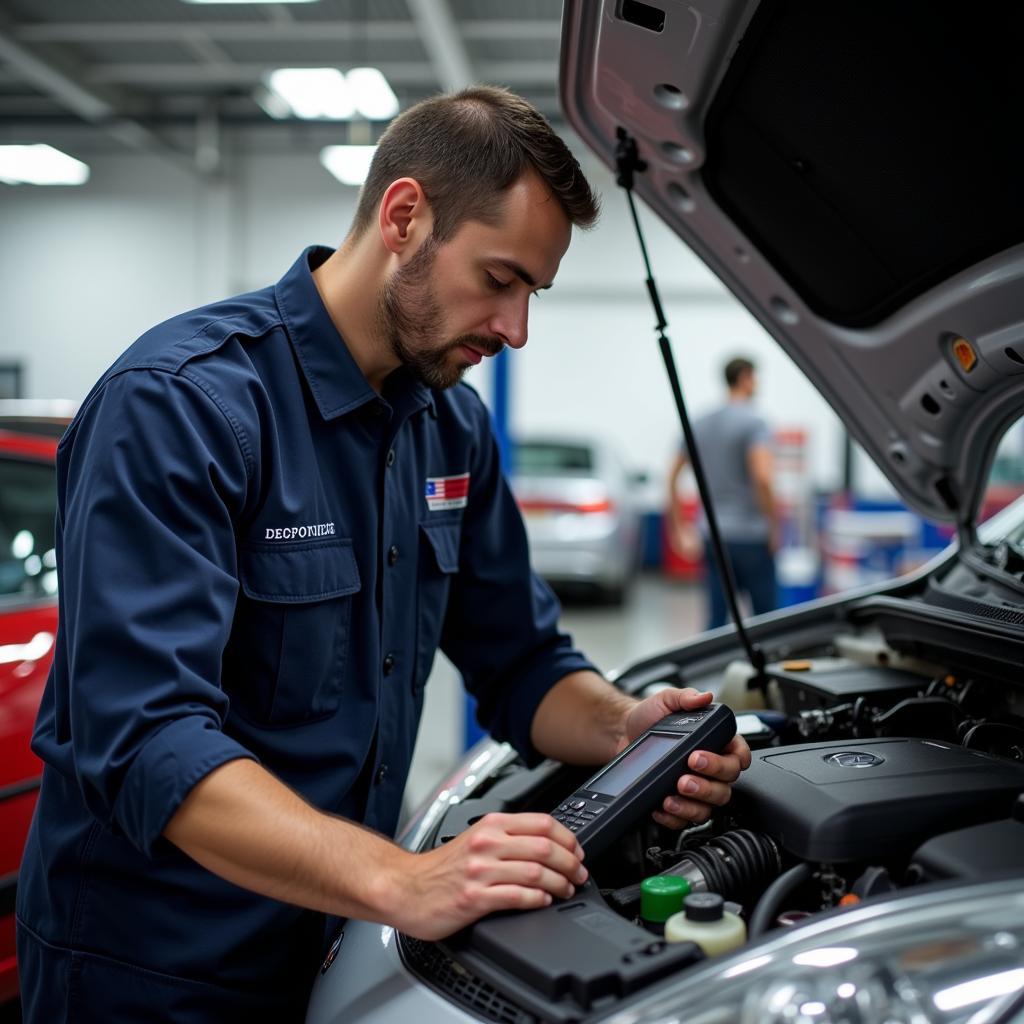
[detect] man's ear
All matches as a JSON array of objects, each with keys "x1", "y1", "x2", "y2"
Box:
[{"x1": 378, "y1": 177, "x2": 432, "y2": 256}]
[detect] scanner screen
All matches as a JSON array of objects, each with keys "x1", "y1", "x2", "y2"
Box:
[{"x1": 589, "y1": 733, "x2": 678, "y2": 797}]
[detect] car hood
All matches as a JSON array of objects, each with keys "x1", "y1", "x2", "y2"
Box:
[{"x1": 560, "y1": 0, "x2": 1024, "y2": 526}]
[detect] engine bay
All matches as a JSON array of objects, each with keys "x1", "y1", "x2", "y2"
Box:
[{"x1": 406, "y1": 625, "x2": 1024, "y2": 1022}]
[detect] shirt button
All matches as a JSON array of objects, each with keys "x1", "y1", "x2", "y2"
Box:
[
  {"x1": 375, "y1": 763, "x2": 388, "y2": 785},
  {"x1": 382, "y1": 653, "x2": 395, "y2": 675},
  {"x1": 386, "y1": 448, "x2": 396, "y2": 467},
  {"x1": 387, "y1": 544, "x2": 399, "y2": 566}
]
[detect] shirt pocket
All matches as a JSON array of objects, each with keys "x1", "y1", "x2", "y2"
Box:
[
  {"x1": 415, "y1": 520, "x2": 460, "y2": 690},
  {"x1": 223, "y1": 539, "x2": 361, "y2": 726}
]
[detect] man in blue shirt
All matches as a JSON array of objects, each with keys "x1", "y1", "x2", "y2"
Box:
[
  {"x1": 667, "y1": 357, "x2": 779, "y2": 627},
  {"x1": 17, "y1": 87, "x2": 751, "y2": 1022}
]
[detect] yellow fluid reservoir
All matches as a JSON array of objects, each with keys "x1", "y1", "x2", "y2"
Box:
[{"x1": 664, "y1": 893, "x2": 746, "y2": 957}]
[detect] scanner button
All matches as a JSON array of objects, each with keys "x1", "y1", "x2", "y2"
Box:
[{"x1": 571, "y1": 800, "x2": 587, "y2": 810}]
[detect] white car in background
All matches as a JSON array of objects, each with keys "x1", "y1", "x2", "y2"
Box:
[
  {"x1": 511, "y1": 436, "x2": 644, "y2": 605},
  {"x1": 307, "y1": 2, "x2": 1024, "y2": 1022}
]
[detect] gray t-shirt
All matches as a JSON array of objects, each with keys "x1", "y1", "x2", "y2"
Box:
[{"x1": 683, "y1": 402, "x2": 772, "y2": 541}]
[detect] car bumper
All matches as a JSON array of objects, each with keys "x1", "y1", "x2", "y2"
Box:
[{"x1": 305, "y1": 920, "x2": 477, "y2": 1024}]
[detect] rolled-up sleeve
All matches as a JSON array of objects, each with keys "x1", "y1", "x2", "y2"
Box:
[
  {"x1": 52, "y1": 368, "x2": 257, "y2": 855},
  {"x1": 440, "y1": 403, "x2": 599, "y2": 765}
]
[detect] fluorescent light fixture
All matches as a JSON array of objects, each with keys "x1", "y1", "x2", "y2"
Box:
[
  {"x1": 347, "y1": 67, "x2": 399, "y2": 120},
  {"x1": 261, "y1": 67, "x2": 398, "y2": 121},
  {"x1": 266, "y1": 68, "x2": 354, "y2": 120},
  {"x1": 0, "y1": 144, "x2": 89, "y2": 186},
  {"x1": 320, "y1": 145, "x2": 377, "y2": 186}
]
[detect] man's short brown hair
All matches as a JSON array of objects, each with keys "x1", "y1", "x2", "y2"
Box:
[{"x1": 350, "y1": 85, "x2": 599, "y2": 242}]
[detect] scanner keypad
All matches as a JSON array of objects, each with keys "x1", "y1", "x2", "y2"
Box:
[{"x1": 552, "y1": 797, "x2": 606, "y2": 832}]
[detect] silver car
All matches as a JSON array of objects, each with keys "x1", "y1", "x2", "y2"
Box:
[
  {"x1": 511, "y1": 436, "x2": 644, "y2": 604},
  {"x1": 308, "y1": 2, "x2": 1024, "y2": 1021}
]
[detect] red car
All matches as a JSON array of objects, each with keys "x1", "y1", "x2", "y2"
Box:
[{"x1": 0, "y1": 405, "x2": 71, "y2": 1005}]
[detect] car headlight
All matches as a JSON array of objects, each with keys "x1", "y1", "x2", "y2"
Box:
[
  {"x1": 601, "y1": 878, "x2": 1024, "y2": 1024},
  {"x1": 395, "y1": 738, "x2": 517, "y2": 852}
]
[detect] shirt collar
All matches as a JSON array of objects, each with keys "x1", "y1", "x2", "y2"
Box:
[{"x1": 274, "y1": 246, "x2": 436, "y2": 421}]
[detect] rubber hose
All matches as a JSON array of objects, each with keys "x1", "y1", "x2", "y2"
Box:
[{"x1": 748, "y1": 862, "x2": 815, "y2": 938}]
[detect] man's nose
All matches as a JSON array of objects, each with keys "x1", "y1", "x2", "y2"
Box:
[{"x1": 490, "y1": 296, "x2": 529, "y2": 350}]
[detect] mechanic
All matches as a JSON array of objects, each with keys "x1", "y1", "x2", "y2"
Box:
[
  {"x1": 17, "y1": 86, "x2": 751, "y2": 1023},
  {"x1": 667, "y1": 356, "x2": 779, "y2": 628}
]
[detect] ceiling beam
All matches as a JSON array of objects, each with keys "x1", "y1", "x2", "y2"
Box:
[
  {"x1": 0, "y1": 20, "x2": 193, "y2": 173},
  {"x1": 83, "y1": 61, "x2": 435, "y2": 86},
  {"x1": 14, "y1": 20, "x2": 560, "y2": 44},
  {"x1": 262, "y1": 4, "x2": 296, "y2": 26},
  {"x1": 75, "y1": 60, "x2": 557, "y2": 88},
  {"x1": 404, "y1": 0, "x2": 473, "y2": 90},
  {"x1": 0, "y1": 24, "x2": 113, "y2": 120},
  {"x1": 181, "y1": 31, "x2": 235, "y2": 70}
]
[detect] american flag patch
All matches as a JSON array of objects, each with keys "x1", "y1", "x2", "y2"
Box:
[{"x1": 425, "y1": 472, "x2": 470, "y2": 511}]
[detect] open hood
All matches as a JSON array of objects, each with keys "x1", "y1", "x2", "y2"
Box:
[{"x1": 560, "y1": 0, "x2": 1024, "y2": 526}]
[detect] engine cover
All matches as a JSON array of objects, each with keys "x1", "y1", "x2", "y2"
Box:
[{"x1": 731, "y1": 737, "x2": 1024, "y2": 861}]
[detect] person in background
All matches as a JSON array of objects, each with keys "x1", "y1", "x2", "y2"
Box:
[{"x1": 667, "y1": 356, "x2": 779, "y2": 628}]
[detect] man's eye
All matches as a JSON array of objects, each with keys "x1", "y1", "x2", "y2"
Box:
[{"x1": 485, "y1": 272, "x2": 510, "y2": 290}]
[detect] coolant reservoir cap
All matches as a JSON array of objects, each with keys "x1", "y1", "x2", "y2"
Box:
[
  {"x1": 640, "y1": 875, "x2": 690, "y2": 923},
  {"x1": 684, "y1": 892, "x2": 725, "y2": 922}
]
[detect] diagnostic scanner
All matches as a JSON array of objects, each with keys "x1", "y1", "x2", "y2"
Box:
[{"x1": 552, "y1": 703, "x2": 737, "y2": 859}]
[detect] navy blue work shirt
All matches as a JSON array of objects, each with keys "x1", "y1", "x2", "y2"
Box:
[{"x1": 17, "y1": 247, "x2": 596, "y2": 1021}]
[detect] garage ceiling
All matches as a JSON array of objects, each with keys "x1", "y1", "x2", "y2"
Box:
[{"x1": 0, "y1": 0, "x2": 564, "y2": 166}]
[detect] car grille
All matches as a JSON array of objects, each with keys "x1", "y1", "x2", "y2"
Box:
[{"x1": 398, "y1": 935, "x2": 538, "y2": 1024}]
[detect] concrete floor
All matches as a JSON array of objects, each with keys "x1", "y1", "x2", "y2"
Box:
[{"x1": 404, "y1": 574, "x2": 708, "y2": 807}]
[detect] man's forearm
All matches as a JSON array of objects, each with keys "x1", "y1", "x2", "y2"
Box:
[
  {"x1": 530, "y1": 670, "x2": 638, "y2": 765},
  {"x1": 164, "y1": 757, "x2": 407, "y2": 924},
  {"x1": 754, "y1": 481, "x2": 778, "y2": 531},
  {"x1": 163, "y1": 755, "x2": 589, "y2": 942}
]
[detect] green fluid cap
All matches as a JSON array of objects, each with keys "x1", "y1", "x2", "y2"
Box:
[{"x1": 640, "y1": 875, "x2": 691, "y2": 923}]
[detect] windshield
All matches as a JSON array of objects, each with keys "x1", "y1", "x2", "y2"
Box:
[
  {"x1": 514, "y1": 442, "x2": 595, "y2": 475},
  {"x1": 981, "y1": 417, "x2": 1024, "y2": 529},
  {"x1": 0, "y1": 456, "x2": 58, "y2": 600}
]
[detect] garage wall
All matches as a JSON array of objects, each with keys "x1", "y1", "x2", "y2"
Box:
[{"x1": 0, "y1": 145, "x2": 891, "y2": 501}]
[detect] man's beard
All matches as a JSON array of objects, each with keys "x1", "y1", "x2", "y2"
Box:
[{"x1": 376, "y1": 235, "x2": 503, "y2": 390}]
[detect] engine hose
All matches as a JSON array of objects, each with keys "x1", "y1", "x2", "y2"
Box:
[
  {"x1": 605, "y1": 830, "x2": 780, "y2": 917},
  {"x1": 748, "y1": 862, "x2": 815, "y2": 938},
  {"x1": 668, "y1": 829, "x2": 782, "y2": 908}
]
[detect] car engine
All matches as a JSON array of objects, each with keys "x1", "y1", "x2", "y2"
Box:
[{"x1": 406, "y1": 627, "x2": 1024, "y2": 1021}]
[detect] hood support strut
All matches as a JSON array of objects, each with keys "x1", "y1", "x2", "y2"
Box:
[{"x1": 615, "y1": 128, "x2": 767, "y2": 691}]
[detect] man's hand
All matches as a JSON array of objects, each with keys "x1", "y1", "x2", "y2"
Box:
[
  {"x1": 623, "y1": 687, "x2": 752, "y2": 830},
  {"x1": 393, "y1": 812, "x2": 588, "y2": 940},
  {"x1": 669, "y1": 518, "x2": 703, "y2": 561}
]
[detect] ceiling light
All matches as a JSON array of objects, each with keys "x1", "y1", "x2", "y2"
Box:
[
  {"x1": 265, "y1": 68, "x2": 354, "y2": 120},
  {"x1": 0, "y1": 144, "x2": 89, "y2": 186},
  {"x1": 261, "y1": 67, "x2": 399, "y2": 122},
  {"x1": 320, "y1": 145, "x2": 377, "y2": 186},
  {"x1": 346, "y1": 67, "x2": 399, "y2": 120}
]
